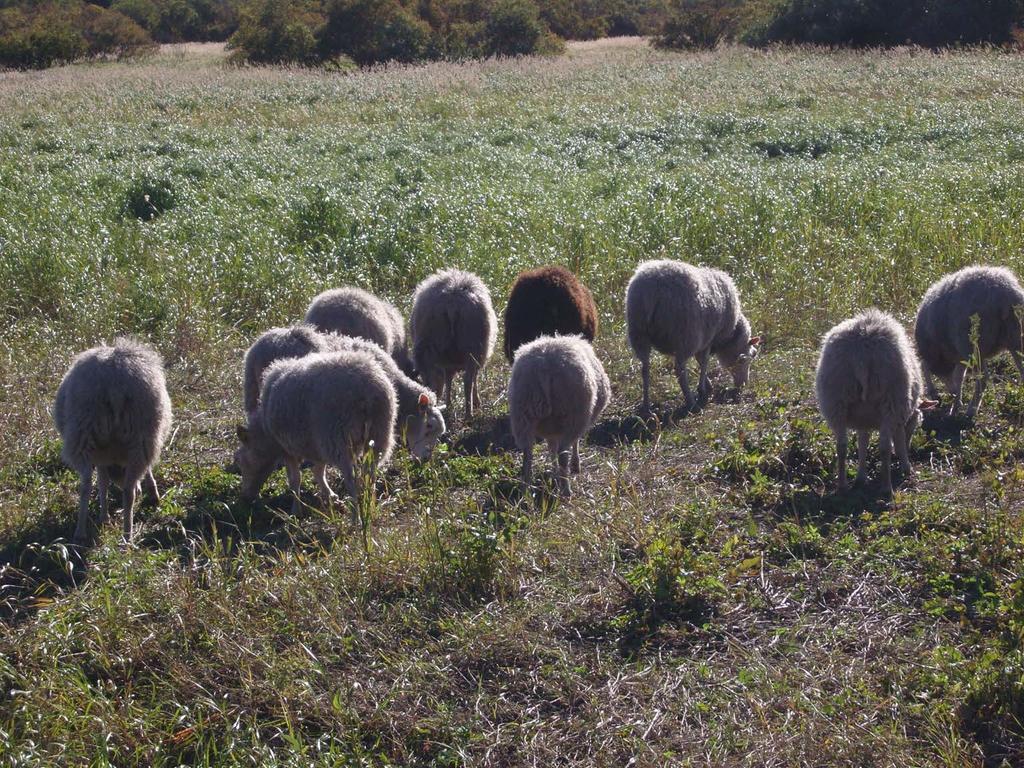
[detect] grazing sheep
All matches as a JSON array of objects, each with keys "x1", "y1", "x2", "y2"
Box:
[
  {"x1": 242, "y1": 325, "x2": 445, "y2": 459},
  {"x1": 503, "y1": 265, "x2": 599, "y2": 361},
  {"x1": 410, "y1": 269, "x2": 497, "y2": 419},
  {"x1": 914, "y1": 265, "x2": 1024, "y2": 417},
  {"x1": 242, "y1": 325, "x2": 329, "y2": 415},
  {"x1": 816, "y1": 309, "x2": 936, "y2": 495},
  {"x1": 508, "y1": 335, "x2": 610, "y2": 497},
  {"x1": 235, "y1": 350, "x2": 396, "y2": 519},
  {"x1": 625, "y1": 259, "x2": 760, "y2": 412},
  {"x1": 304, "y1": 286, "x2": 414, "y2": 375},
  {"x1": 53, "y1": 338, "x2": 172, "y2": 543}
]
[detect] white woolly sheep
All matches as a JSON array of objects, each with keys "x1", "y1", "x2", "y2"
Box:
[
  {"x1": 508, "y1": 335, "x2": 610, "y2": 497},
  {"x1": 914, "y1": 265, "x2": 1024, "y2": 417},
  {"x1": 234, "y1": 350, "x2": 396, "y2": 520},
  {"x1": 410, "y1": 269, "x2": 497, "y2": 419},
  {"x1": 625, "y1": 259, "x2": 760, "y2": 413},
  {"x1": 304, "y1": 286, "x2": 414, "y2": 375},
  {"x1": 53, "y1": 338, "x2": 172, "y2": 543},
  {"x1": 243, "y1": 325, "x2": 445, "y2": 459},
  {"x1": 816, "y1": 309, "x2": 936, "y2": 495}
]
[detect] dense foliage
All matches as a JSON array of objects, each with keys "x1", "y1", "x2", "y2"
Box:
[
  {"x1": 227, "y1": 0, "x2": 567, "y2": 65},
  {"x1": 655, "y1": 0, "x2": 1024, "y2": 49},
  {"x1": 0, "y1": 1, "x2": 154, "y2": 68},
  {"x1": 108, "y1": 0, "x2": 238, "y2": 43}
]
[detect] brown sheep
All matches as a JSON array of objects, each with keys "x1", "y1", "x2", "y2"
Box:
[{"x1": 502, "y1": 266, "x2": 599, "y2": 362}]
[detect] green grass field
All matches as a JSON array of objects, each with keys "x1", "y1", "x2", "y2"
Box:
[{"x1": 3, "y1": 38, "x2": 1024, "y2": 765}]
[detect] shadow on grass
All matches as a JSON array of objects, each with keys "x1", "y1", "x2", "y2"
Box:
[
  {"x1": 140, "y1": 468, "x2": 344, "y2": 560},
  {"x1": 450, "y1": 414, "x2": 517, "y2": 456},
  {"x1": 588, "y1": 397, "x2": 708, "y2": 447},
  {"x1": 778, "y1": 484, "x2": 890, "y2": 520},
  {"x1": 0, "y1": 515, "x2": 91, "y2": 624},
  {"x1": 920, "y1": 409, "x2": 972, "y2": 448}
]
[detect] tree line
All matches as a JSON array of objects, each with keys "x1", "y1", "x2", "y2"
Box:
[
  {"x1": 655, "y1": 0, "x2": 1024, "y2": 50},
  {"x1": 0, "y1": 0, "x2": 668, "y2": 68},
  {"x1": 1, "y1": 0, "x2": 1022, "y2": 70}
]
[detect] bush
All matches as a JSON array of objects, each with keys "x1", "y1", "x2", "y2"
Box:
[
  {"x1": 652, "y1": 0, "x2": 743, "y2": 49},
  {"x1": 122, "y1": 176, "x2": 177, "y2": 220},
  {"x1": 227, "y1": 0, "x2": 319, "y2": 64},
  {"x1": 111, "y1": 0, "x2": 239, "y2": 43},
  {"x1": 0, "y1": 2, "x2": 154, "y2": 70},
  {"x1": 228, "y1": 0, "x2": 562, "y2": 65},
  {"x1": 483, "y1": 0, "x2": 544, "y2": 55},
  {"x1": 755, "y1": 0, "x2": 1024, "y2": 47},
  {"x1": 653, "y1": 0, "x2": 1024, "y2": 49},
  {"x1": 318, "y1": 0, "x2": 432, "y2": 65}
]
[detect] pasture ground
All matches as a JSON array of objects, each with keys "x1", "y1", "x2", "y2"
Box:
[{"x1": 2, "y1": 38, "x2": 1024, "y2": 766}]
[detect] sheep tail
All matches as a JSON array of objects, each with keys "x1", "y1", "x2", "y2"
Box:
[{"x1": 854, "y1": 365, "x2": 872, "y2": 403}]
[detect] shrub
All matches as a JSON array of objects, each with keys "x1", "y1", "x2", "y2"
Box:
[
  {"x1": 652, "y1": 0, "x2": 742, "y2": 49},
  {"x1": 755, "y1": 0, "x2": 1024, "y2": 47},
  {"x1": 122, "y1": 176, "x2": 177, "y2": 220},
  {"x1": 112, "y1": 0, "x2": 239, "y2": 43},
  {"x1": 483, "y1": 0, "x2": 545, "y2": 55},
  {"x1": 0, "y1": 2, "x2": 154, "y2": 70},
  {"x1": 318, "y1": 0, "x2": 432, "y2": 65},
  {"x1": 229, "y1": 0, "x2": 561, "y2": 65},
  {"x1": 79, "y1": 3, "x2": 156, "y2": 57},
  {"x1": 227, "y1": 0, "x2": 319, "y2": 64}
]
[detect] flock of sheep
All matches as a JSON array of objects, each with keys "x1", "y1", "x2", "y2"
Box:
[{"x1": 52, "y1": 261, "x2": 1024, "y2": 543}]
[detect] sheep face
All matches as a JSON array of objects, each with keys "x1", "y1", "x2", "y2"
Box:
[
  {"x1": 404, "y1": 393, "x2": 446, "y2": 461},
  {"x1": 726, "y1": 336, "x2": 761, "y2": 388},
  {"x1": 235, "y1": 423, "x2": 278, "y2": 501}
]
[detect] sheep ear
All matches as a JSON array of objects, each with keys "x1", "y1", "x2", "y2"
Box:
[
  {"x1": 418, "y1": 392, "x2": 430, "y2": 413},
  {"x1": 749, "y1": 335, "x2": 762, "y2": 347},
  {"x1": 919, "y1": 398, "x2": 939, "y2": 411},
  {"x1": 236, "y1": 425, "x2": 249, "y2": 444}
]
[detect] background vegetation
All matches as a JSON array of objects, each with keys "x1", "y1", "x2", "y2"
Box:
[
  {"x1": 2, "y1": 39, "x2": 1024, "y2": 764},
  {"x1": 655, "y1": 0, "x2": 1024, "y2": 50},
  {"x1": 0, "y1": 0, "x2": 669, "y2": 68}
]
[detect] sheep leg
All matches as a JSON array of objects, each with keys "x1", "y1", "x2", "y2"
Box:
[
  {"x1": 339, "y1": 462, "x2": 360, "y2": 525},
  {"x1": 966, "y1": 357, "x2": 987, "y2": 419},
  {"x1": 835, "y1": 431, "x2": 848, "y2": 490},
  {"x1": 1012, "y1": 350, "x2": 1024, "y2": 381},
  {"x1": 570, "y1": 440, "x2": 581, "y2": 474},
  {"x1": 949, "y1": 363, "x2": 967, "y2": 416},
  {"x1": 854, "y1": 430, "x2": 870, "y2": 486},
  {"x1": 923, "y1": 367, "x2": 940, "y2": 401},
  {"x1": 879, "y1": 427, "x2": 893, "y2": 496},
  {"x1": 73, "y1": 467, "x2": 94, "y2": 544},
  {"x1": 121, "y1": 465, "x2": 145, "y2": 542},
  {"x1": 556, "y1": 445, "x2": 572, "y2": 498},
  {"x1": 520, "y1": 433, "x2": 534, "y2": 490},
  {"x1": 96, "y1": 465, "x2": 111, "y2": 526},
  {"x1": 472, "y1": 372, "x2": 482, "y2": 412},
  {"x1": 444, "y1": 371, "x2": 455, "y2": 412},
  {"x1": 639, "y1": 349, "x2": 652, "y2": 414},
  {"x1": 893, "y1": 422, "x2": 913, "y2": 481},
  {"x1": 463, "y1": 365, "x2": 478, "y2": 419},
  {"x1": 285, "y1": 459, "x2": 303, "y2": 515},
  {"x1": 674, "y1": 355, "x2": 695, "y2": 410},
  {"x1": 312, "y1": 463, "x2": 337, "y2": 508},
  {"x1": 143, "y1": 469, "x2": 160, "y2": 506},
  {"x1": 696, "y1": 349, "x2": 712, "y2": 400}
]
